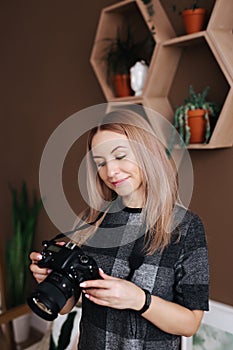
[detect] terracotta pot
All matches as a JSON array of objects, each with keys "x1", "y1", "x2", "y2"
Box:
[
  {"x1": 187, "y1": 109, "x2": 206, "y2": 143},
  {"x1": 112, "y1": 74, "x2": 133, "y2": 97},
  {"x1": 182, "y1": 8, "x2": 206, "y2": 34}
]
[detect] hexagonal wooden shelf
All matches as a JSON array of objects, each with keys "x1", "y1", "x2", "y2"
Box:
[
  {"x1": 90, "y1": 0, "x2": 174, "y2": 101},
  {"x1": 90, "y1": 0, "x2": 233, "y2": 149}
]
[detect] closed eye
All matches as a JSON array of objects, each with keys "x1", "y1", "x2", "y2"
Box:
[
  {"x1": 96, "y1": 160, "x2": 106, "y2": 168},
  {"x1": 115, "y1": 154, "x2": 126, "y2": 160},
  {"x1": 95, "y1": 154, "x2": 126, "y2": 168}
]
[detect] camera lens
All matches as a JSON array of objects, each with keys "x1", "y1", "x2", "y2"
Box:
[
  {"x1": 32, "y1": 298, "x2": 53, "y2": 315},
  {"x1": 28, "y1": 242, "x2": 100, "y2": 321},
  {"x1": 27, "y1": 280, "x2": 68, "y2": 321},
  {"x1": 27, "y1": 271, "x2": 78, "y2": 321}
]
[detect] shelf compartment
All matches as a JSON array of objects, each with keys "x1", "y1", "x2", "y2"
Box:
[
  {"x1": 169, "y1": 39, "x2": 231, "y2": 148},
  {"x1": 90, "y1": 0, "x2": 155, "y2": 100},
  {"x1": 90, "y1": 0, "x2": 175, "y2": 101},
  {"x1": 145, "y1": 36, "x2": 232, "y2": 148},
  {"x1": 159, "y1": 0, "x2": 215, "y2": 37}
]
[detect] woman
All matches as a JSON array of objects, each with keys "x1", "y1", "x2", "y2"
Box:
[{"x1": 30, "y1": 109, "x2": 209, "y2": 350}]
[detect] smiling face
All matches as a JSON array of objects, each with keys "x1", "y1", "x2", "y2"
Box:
[{"x1": 91, "y1": 130, "x2": 145, "y2": 208}]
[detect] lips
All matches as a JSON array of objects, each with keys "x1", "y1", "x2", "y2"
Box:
[{"x1": 111, "y1": 177, "x2": 129, "y2": 187}]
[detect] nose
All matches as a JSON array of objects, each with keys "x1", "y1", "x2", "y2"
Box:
[{"x1": 106, "y1": 159, "x2": 120, "y2": 178}]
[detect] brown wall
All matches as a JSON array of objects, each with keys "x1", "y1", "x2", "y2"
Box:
[
  {"x1": 190, "y1": 149, "x2": 233, "y2": 306},
  {"x1": 1, "y1": 1, "x2": 232, "y2": 307},
  {"x1": 0, "y1": 0, "x2": 111, "y2": 240}
]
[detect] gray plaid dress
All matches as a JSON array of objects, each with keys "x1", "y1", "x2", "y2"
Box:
[{"x1": 78, "y1": 203, "x2": 209, "y2": 350}]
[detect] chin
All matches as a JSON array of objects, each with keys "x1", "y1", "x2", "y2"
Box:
[{"x1": 116, "y1": 190, "x2": 133, "y2": 198}]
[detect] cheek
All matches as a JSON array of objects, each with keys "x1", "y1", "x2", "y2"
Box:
[
  {"x1": 97, "y1": 169, "x2": 106, "y2": 181},
  {"x1": 132, "y1": 165, "x2": 144, "y2": 186},
  {"x1": 124, "y1": 163, "x2": 143, "y2": 187},
  {"x1": 123, "y1": 158, "x2": 138, "y2": 171},
  {"x1": 130, "y1": 162, "x2": 142, "y2": 178},
  {"x1": 136, "y1": 171, "x2": 143, "y2": 185},
  {"x1": 97, "y1": 169, "x2": 110, "y2": 186}
]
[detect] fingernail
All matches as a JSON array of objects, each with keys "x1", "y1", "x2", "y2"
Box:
[
  {"x1": 85, "y1": 294, "x2": 90, "y2": 299},
  {"x1": 47, "y1": 269, "x2": 52, "y2": 274},
  {"x1": 80, "y1": 282, "x2": 86, "y2": 287},
  {"x1": 37, "y1": 254, "x2": 42, "y2": 260},
  {"x1": 99, "y1": 268, "x2": 104, "y2": 273}
]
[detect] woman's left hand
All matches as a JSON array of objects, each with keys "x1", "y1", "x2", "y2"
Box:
[{"x1": 79, "y1": 269, "x2": 145, "y2": 311}]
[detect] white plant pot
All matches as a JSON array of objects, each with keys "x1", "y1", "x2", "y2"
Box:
[{"x1": 13, "y1": 313, "x2": 31, "y2": 344}]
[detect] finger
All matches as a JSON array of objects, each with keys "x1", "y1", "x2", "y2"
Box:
[
  {"x1": 29, "y1": 263, "x2": 48, "y2": 275},
  {"x1": 99, "y1": 269, "x2": 121, "y2": 282},
  {"x1": 80, "y1": 279, "x2": 111, "y2": 289},
  {"x1": 84, "y1": 293, "x2": 109, "y2": 307},
  {"x1": 30, "y1": 252, "x2": 42, "y2": 261},
  {"x1": 82, "y1": 287, "x2": 109, "y2": 298},
  {"x1": 33, "y1": 273, "x2": 48, "y2": 283},
  {"x1": 56, "y1": 241, "x2": 66, "y2": 246},
  {"x1": 98, "y1": 268, "x2": 115, "y2": 280}
]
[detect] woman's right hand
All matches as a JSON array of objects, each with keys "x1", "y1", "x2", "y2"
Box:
[{"x1": 29, "y1": 251, "x2": 51, "y2": 284}]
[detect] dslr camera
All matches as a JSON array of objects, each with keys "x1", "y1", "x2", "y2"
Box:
[{"x1": 27, "y1": 239, "x2": 100, "y2": 321}]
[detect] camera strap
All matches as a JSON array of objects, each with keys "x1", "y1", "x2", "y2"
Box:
[
  {"x1": 49, "y1": 199, "x2": 147, "y2": 279},
  {"x1": 127, "y1": 232, "x2": 145, "y2": 281},
  {"x1": 49, "y1": 201, "x2": 113, "y2": 242}
]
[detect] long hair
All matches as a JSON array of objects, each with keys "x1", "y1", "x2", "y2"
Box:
[{"x1": 82, "y1": 109, "x2": 178, "y2": 254}]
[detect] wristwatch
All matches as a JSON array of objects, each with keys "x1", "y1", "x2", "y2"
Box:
[{"x1": 138, "y1": 288, "x2": 152, "y2": 314}]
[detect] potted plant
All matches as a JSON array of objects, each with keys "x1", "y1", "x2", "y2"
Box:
[
  {"x1": 103, "y1": 26, "x2": 154, "y2": 97},
  {"x1": 167, "y1": 85, "x2": 220, "y2": 154},
  {"x1": 6, "y1": 181, "x2": 42, "y2": 307},
  {"x1": 173, "y1": 1, "x2": 206, "y2": 34},
  {"x1": 49, "y1": 306, "x2": 82, "y2": 350},
  {"x1": 5, "y1": 181, "x2": 42, "y2": 342}
]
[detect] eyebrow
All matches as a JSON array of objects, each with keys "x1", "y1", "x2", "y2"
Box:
[{"x1": 92, "y1": 145, "x2": 127, "y2": 159}]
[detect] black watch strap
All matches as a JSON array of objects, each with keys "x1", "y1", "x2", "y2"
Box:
[{"x1": 138, "y1": 289, "x2": 152, "y2": 314}]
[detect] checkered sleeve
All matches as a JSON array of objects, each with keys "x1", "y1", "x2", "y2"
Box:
[{"x1": 174, "y1": 213, "x2": 209, "y2": 310}]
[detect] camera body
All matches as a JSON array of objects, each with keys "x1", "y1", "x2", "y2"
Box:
[
  {"x1": 27, "y1": 240, "x2": 100, "y2": 321},
  {"x1": 38, "y1": 240, "x2": 99, "y2": 282}
]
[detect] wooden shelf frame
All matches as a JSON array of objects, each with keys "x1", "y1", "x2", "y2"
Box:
[
  {"x1": 90, "y1": 0, "x2": 174, "y2": 101},
  {"x1": 90, "y1": 0, "x2": 233, "y2": 149}
]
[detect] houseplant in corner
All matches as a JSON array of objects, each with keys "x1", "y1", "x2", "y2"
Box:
[
  {"x1": 103, "y1": 26, "x2": 154, "y2": 97},
  {"x1": 167, "y1": 85, "x2": 220, "y2": 155},
  {"x1": 5, "y1": 181, "x2": 42, "y2": 342}
]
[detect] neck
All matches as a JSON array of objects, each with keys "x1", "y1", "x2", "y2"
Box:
[{"x1": 121, "y1": 193, "x2": 145, "y2": 208}]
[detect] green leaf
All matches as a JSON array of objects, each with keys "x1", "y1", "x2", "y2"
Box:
[
  {"x1": 103, "y1": 25, "x2": 154, "y2": 79},
  {"x1": 49, "y1": 335, "x2": 58, "y2": 350},
  {"x1": 5, "y1": 181, "x2": 42, "y2": 307}
]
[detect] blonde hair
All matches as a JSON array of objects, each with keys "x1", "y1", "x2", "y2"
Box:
[{"x1": 82, "y1": 109, "x2": 178, "y2": 254}]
